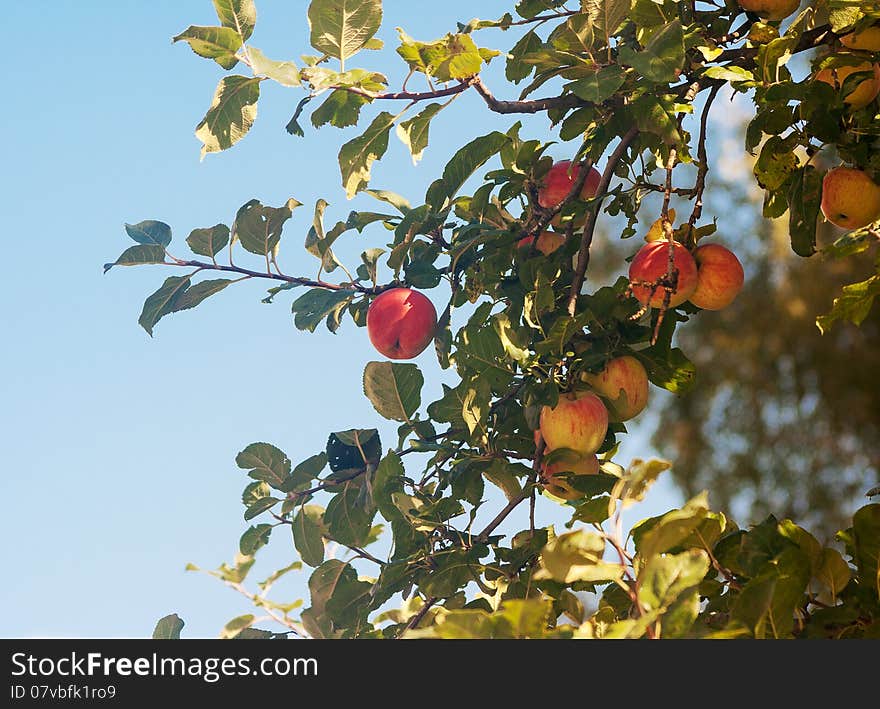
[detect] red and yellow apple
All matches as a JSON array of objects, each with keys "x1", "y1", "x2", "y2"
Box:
[
  {"x1": 366, "y1": 287, "x2": 437, "y2": 360},
  {"x1": 539, "y1": 391, "x2": 609, "y2": 456},
  {"x1": 517, "y1": 230, "x2": 567, "y2": 256},
  {"x1": 688, "y1": 243, "x2": 745, "y2": 311},
  {"x1": 628, "y1": 240, "x2": 699, "y2": 308},
  {"x1": 736, "y1": 0, "x2": 800, "y2": 22},
  {"x1": 581, "y1": 356, "x2": 649, "y2": 421},
  {"x1": 840, "y1": 26, "x2": 880, "y2": 52},
  {"x1": 814, "y1": 61, "x2": 880, "y2": 109},
  {"x1": 537, "y1": 160, "x2": 601, "y2": 227},
  {"x1": 820, "y1": 166, "x2": 880, "y2": 230},
  {"x1": 541, "y1": 453, "x2": 600, "y2": 501}
]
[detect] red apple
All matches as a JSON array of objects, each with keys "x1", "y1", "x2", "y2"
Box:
[
  {"x1": 539, "y1": 391, "x2": 609, "y2": 456},
  {"x1": 814, "y1": 61, "x2": 880, "y2": 110},
  {"x1": 517, "y1": 230, "x2": 567, "y2": 256},
  {"x1": 628, "y1": 240, "x2": 699, "y2": 308},
  {"x1": 688, "y1": 243, "x2": 745, "y2": 311},
  {"x1": 541, "y1": 453, "x2": 600, "y2": 501},
  {"x1": 537, "y1": 160, "x2": 601, "y2": 227},
  {"x1": 581, "y1": 355, "x2": 649, "y2": 421},
  {"x1": 736, "y1": 0, "x2": 800, "y2": 22},
  {"x1": 366, "y1": 287, "x2": 437, "y2": 360}
]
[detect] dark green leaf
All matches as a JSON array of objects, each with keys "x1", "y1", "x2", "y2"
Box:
[
  {"x1": 293, "y1": 505, "x2": 326, "y2": 567},
  {"x1": 125, "y1": 220, "x2": 172, "y2": 247},
  {"x1": 187, "y1": 224, "x2": 230, "y2": 258},
  {"x1": 425, "y1": 131, "x2": 509, "y2": 209},
  {"x1": 138, "y1": 275, "x2": 191, "y2": 336},
  {"x1": 291, "y1": 288, "x2": 353, "y2": 332},
  {"x1": 816, "y1": 275, "x2": 880, "y2": 334},
  {"x1": 236, "y1": 442, "x2": 292, "y2": 489},
  {"x1": 104, "y1": 244, "x2": 165, "y2": 273},
  {"x1": 362, "y1": 361, "x2": 424, "y2": 422},
  {"x1": 169, "y1": 279, "x2": 233, "y2": 313},
  {"x1": 240, "y1": 524, "x2": 272, "y2": 555},
  {"x1": 152, "y1": 613, "x2": 184, "y2": 639},
  {"x1": 233, "y1": 197, "x2": 301, "y2": 256},
  {"x1": 311, "y1": 89, "x2": 370, "y2": 128},
  {"x1": 244, "y1": 496, "x2": 282, "y2": 521},
  {"x1": 853, "y1": 504, "x2": 880, "y2": 600},
  {"x1": 618, "y1": 20, "x2": 684, "y2": 83},
  {"x1": 324, "y1": 483, "x2": 376, "y2": 547},
  {"x1": 566, "y1": 65, "x2": 626, "y2": 103}
]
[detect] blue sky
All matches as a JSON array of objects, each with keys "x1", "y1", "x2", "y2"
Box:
[{"x1": 1, "y1": 0, "x2": 687, "y2": 638}]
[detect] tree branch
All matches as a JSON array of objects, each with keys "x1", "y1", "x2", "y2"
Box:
[{"x1": 566, "y1": 127, "x2": 639, "y2": 317}]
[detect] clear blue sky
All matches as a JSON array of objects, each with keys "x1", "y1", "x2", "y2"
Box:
[{"x1": 1, "y1": 0, "x2": 685, "y2": 638}]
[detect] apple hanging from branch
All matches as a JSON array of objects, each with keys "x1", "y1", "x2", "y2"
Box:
[{"x1": 366, "y1": 287, "x2": 437, "y2": 360}]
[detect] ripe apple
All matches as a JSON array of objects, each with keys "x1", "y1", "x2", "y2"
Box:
[
  {"x1": 820, "y1": 166, "x2": 880, "y2": 230},
  {"x1": 840, "y1": 26, "x2": 880, "y2": 51},
  {"x1": 814, "y1": 61, "x2": 880, "y2": 109},
  {"x1": 537, "y1": 160, "x2": 601, "y2": 227},
  {"x1": 628, "y1": 240, "x2": 699, "y2": 308},
  {"x1": 736, "y1": 0, "x2": 800, "y2": 22},
  {"x1": 517, "y1": 230, "x2": 566, "y2": 256},
  {"x1": 541, "y1": 453, "x2": 600, "y2": 501},
  {"x1": 539, "y1": 391, "x2": 609, "y2": 456},
  {"x1": 366, "y1": 287, "x2": 437, "y2": 360},
  {"x1": 581, "y1": 356, "x2": 649, "y2": 421},
  {"x1": 688, "y1": 243, "x2": 745, "y2": 311}
]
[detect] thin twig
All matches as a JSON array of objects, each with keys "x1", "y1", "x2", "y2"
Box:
[{"x1": 566, "y1": 128, "x2": 639, "y2": 317}]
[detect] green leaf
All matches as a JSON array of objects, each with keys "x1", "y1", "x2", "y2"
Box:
[
  {"x1": 396, "y1": 30, "x2": 486, "y2": 82},
  {"x1": 169, "y1": 279, "x2": 233, "y2": 313},
  {"x1": 308, "y1": 560, "x2": 347, "y2": 615},
  {"x1": 239, "y1": 524, "x2": 272, "y2": 555},
  {"x1": 324, "y1": 482, "x2": 377, "y2": 547},
  {"x1": 291, "y1": 288, "x2": 353, "y2": 332},
  {"x1": 288, "y1": 453, "x2": 327, "y2": 492},
  {"x1": 244, "y1": 496, "x2": 282, "y2": 521},
  {"x1": 754, "y1": 135, "x2": 798, "y2": 192},
  {"x1": 104, "y1": 244, "x2": 165, "y2": 273},
  {"x1": 635, "y1": 492, "x2": 709, "y2": 560},
  {"x1": 506, "y1": 29, "x2": 541, "y2": 83},
  {"x1": 213, "y1": 0, "x2": 256, "y2": 41},
  {"x1": 138, "y1": 275, "x2": 191, "y2": 336},
  {"x1": 324, "y1": 564, "x2": 374, "y2": 627},
  {"x1": 242, "y1": 481, "x2": 270, "y2": 507},
  {"x1": 618, "y1": 458, "x2": 671, "y2": 508},
  {"x1": 236, "y1": 442, "x2": 292, "y2": 489},
  {"x1": 566, "y1": 65, "x2": 626, "y2": 103},
  {"x1": 703, "y1": 65, "x2": 755, "y2": 83},
  {"x1": 630, "y1": 94, "x2": 681, "y2": 145},
  {"x1": 364, "y1": 189, "x2": 411, "y2": 214},
  {"x1": 220, "y1": 614, "x2": 256, "y2": 639},
  {"x1": 308, "y1": 0, "x2": 383, "y2": 64},
  {"x1": 816, "y1": 547, "x2": 852, "y2": 599},
  {"x1": 248, "y1": 47, "x2": 301, "y2": 87},
  {"x1": 293, "y1": 505, "x2": 326, "y2": 567},
  {"x1": 195, "y1": 75, "x2": 261, "y2": 158},
  {"x1": 483, "y1": 459, "x2": 523, "y2": 503},
  {"x1": 618, "y1": 19, "x2": 684, "y2": 83},
  {"x1": 535, "y1": 529, "x2": 623, "y2": 583},
  {"x1": 152, "y1": 613, "x2": 184, "y2": 639},
  {"x1": 728, "y1": 571, "x2": 777, "y2": 637},
  {"x1": 816, "y1": 274, "x2": 880, "y2": 334},
  {"x1": 186, "y1": 224, "x2": 230, "y2": 258},
  {"x1": 570, "y1": 495, "x2": 613, "y2": 524},
  {"x1": 125, "y1": 220, "x2": 172, "y2": 247},
  {"x1": 173, "y1": 26, "x2": 242, "y2": 70},
  {"x1": 372, "y1": 451, "x2": 406, "y2": 523},
  {"x1": 637, "y1": 549, "x2": 710, "y2": 616},
  {"x1": 396, "y1": 103, "x2": 443, "y2": 165},
  {"x1": 339, "y1": 111, "x2": 395, "y2": 198},
  {"x1": 853, "y1": 504, "x2": 880, "y2": 600},
  {"x1": 362, "y1": 361, "x2": 424, "y2": 422},
  {"x1": 425, "y1": 131, "x2": 509, "y2": 209},
  {"x1": 788, "y1": 165, "x2": 821, "y2": 257},
  {"x1": 585, "y1": 0, "x2": 632, "y2": 44},
  {"x1": 233, "y1": 197, "x2": 301, "y2": 256},
  {"x1": 312, "y1": 89, "x2": 370, "y2": 129}
]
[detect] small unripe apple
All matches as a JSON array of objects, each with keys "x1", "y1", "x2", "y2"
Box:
[
  {"x1": 840, "y1": 26, "x2": 880, "y2": 52},
  {"x1": 628, "y1": 240, "x2": 699, "y2": 308},
  {"x1": 814, "y1": 61, "x2": 880, "y2": 109},
  {"x1": 736, "y1": 0, "x2": 800, "y2": 22},
  {"x1": 820, "y1": 167, "x2": 880, "y2": 231},
  {"x1": 539, "y1": 391, "x2": 609, "y2": 456},
  {"x1": 688, "y1": 243, "x2": 745, "y2": 311},
  {"x1": 517, "y1": 230, "x2": 566, "y2": 256},
  {"x1": 581, "y1": 356, "x2": 649, "y2": 421},
  {"x1": 366, "y1": 287, "x2": 437, "y2": 360},
  {"x1": 541, "y1": 453, "x2": 600, "y2": 501}
]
